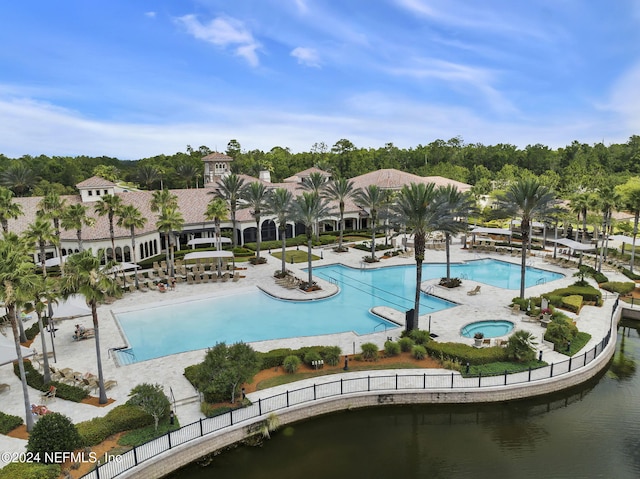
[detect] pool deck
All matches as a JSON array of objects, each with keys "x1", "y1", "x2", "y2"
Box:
[{"x1": 0, "y1": 240, "x2": 627, "y2": 464}]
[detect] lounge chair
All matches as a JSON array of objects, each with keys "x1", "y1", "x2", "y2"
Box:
[
  {"x1": 41, "y1": 385, "x2": 57, "y2": 402},
  {"x1": 0, "y1": 383, "x2": 10, "y2": 394},
  {"x1": 467, "y1": 285, "x2": 481, "y2": 296},
  {"x1": 511, "y1": 304, "x2": 521, "y2": 315},
  {"x1": 104, "y1": 379, "x2": 118, "y2": 390},
  {"x1": 233, "y1": 273, "x2": 240, "y2": 282}
]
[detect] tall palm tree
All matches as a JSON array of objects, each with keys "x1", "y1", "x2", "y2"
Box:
[
  {"x1": 176, "y1": 163, "x2": 200, "y2": 188},
  {"x1": 137, "y1": 164, "x2": 161, "y2": 190},
  {"x1": 265, "y1": 188, "x2": 294, "y2": 275},
  {"x1": 59, "y1": 250, "x2": 121, "y2": 404},
  {"x1": 595, "y1": 184, "x2": 621, "y2": 271},
  {"x1": 291, "y1": 192, "x2": 332, "y2": 287},
  {"x1": 61, "y1": 203, "x2": 95, "y2": 252},
  {"x1": 116, "y1": 205, "x2": 147, "y2": 288},
  {"x1": 353, "y1": 184, "x2": 388, "y2": 262},
  {"x1": 94, "y1": 194, "x2": 124, "y2": 262},
  {"x1": 569, "y1": 192, "x2": 591, "y2": 243},
  {"x1": 302, "y1": 172, "x2": 328, "y2": 240},
  {"x1": 616, "y1": 178, "x2": 640, "y2": 273},
  {"x1": 323, "y1": 178, "x2": 355, "y2": 252},
  {"x1": 0, "y1": 186, "x2": 23, "y2": 233},
  {"x1": 497, "y1": 179, "x2": 556, "y2": 299},
  {"x1": 38, "y1": 192, "x2": 67, "y2": 269},
  {"x1": 242, "y1": 181, "x2": 269, "y2": 263},
  {"x1": 0, "y1": 237, "x2": 39, "y2": 431},
  {"x1": 204, "y1": 197, "x2": 229, "y2": 277},
  {"x1": 392, "y1": 183, "x2": 444, "y2": 330},
  {"x1": 156, "y1": 208, "x2": 184, "y2": 277},
  {"x1": 24, "y1": 215, "x2": 58, "y2": 278},
  {"x1": 28, "y1": 275, "x2": 58, "y2": 384},
  {"x1": 436, "y1": 185, "x2": 476, "y2": 280},
  {"x1": 151, "y1": 190, "x2": 181, "y2": 275},
  {"x1": 217, "y1": 173, "x2": 245, "y2": 248},
  {"x1": 0, "y1": 162, "x2": 37, "y2": 196}
]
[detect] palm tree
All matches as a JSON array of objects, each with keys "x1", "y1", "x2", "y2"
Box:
[
  {"x1": 137, "y1": 164, "x2": 161, "y2": 190},
  {"x1": 61, "y1": 203, "x2": 95, "y2": 252},
  {"x1": 24, "y1": 215, "x2": 58, "y2": 278},
  {"x1": 569, "y1": 192, "x2": 591, "y2": 243},
  {"x1": 204, "y1": 198, "x2": 229, "y2": 277},
  {"x1": 595, "y1": 184, "x2": 621, "y2": 271},
  {"x1": 156, "y1": 208, "x2": 184, "y2": 278},
  {"x1": 353, "y1": 184, "x2": 388, "y2": 262},
  {"x1": 217, "y1": 173, "x2": 245, "y2": 248},
  {"x1": 302, "y1": 172, "x2": 328, "y2": 240},
  {"x1": 94, "y1": 194, "x2": 124, "y2": 262},
  {"x1": 497, "y1": 179, "x2": 556, "y2": 299},
  {"x1": 242, "y1": 181, "x2": 269, "y2": 263},
  {"x1": 616, "y1": 178, "x2": 640, "y2": 273},
  {"x1": 116, "y1": 205, "x2": 147, "y2": 288},
  {"x1": 59, "y1": 250, "x2": 121, "y2": 404},
  {"x1": 392, "y1": 183, "x2": 444, "y2": 330},
  {"x1": 28, "y1": 275, "x2": 58, "y2": 384},
  {"x1": 265, "y1": 188, "x2": 294, "y2": 275},
  {"x1": 291, "y1": 192, "x2": 332, "y2": 287},
  {"x1": 0, "y1": 162, "x2": 37, "y2": 196},
  {"x1": 38, "y1": 192, "x2": 67, "y2": 269},
  {"x1": 176, "y1": 163, "x2": 200, "y2": 188},
  {"x1": 0, "y1": 186, "x2": 23, "y2": 233},
  {"x1": 436, "y1": 185, "x2": 476, "y2": 280},
  {"x1": 0, "y1": 237, "x2": 39, "y2": 431},
  {"x1": 151, "y1": 190, "x2": 180, "y2": 275},
  {"x1": 323, "y1": 178, "x2": 355, "y2": 252}
]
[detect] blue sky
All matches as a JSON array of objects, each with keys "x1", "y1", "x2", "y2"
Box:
[{"x1": 1, "y1": 0, "x2": 639, "y2": 160}]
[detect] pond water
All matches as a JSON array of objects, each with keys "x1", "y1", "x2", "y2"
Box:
[{"x1": 168, "y1": 320, "x2": 640, "y2": 479}]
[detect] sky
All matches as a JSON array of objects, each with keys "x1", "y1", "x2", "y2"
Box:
[{"x1": 1, "y1": 0, "x2": 639, "y2": 160}]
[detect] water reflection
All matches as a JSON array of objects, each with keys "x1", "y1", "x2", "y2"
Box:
[{"x1": 168, "y1": 327, "x2": 640, "y2": 479}]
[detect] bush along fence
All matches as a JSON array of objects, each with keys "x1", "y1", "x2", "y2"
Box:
[{"x1": 82, "y1": 324, "x2": 615, "y2": 479}]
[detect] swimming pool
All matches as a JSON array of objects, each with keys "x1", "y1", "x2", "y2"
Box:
[
  {"x1": 114, "y1": 260, "x2": 561, "y2": 363},
  {"x1": 460, "y1": 320, "x2": 515, "y2": 338}
]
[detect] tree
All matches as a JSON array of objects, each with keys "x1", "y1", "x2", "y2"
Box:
[
  {"x1": 265, "y1": 188, "x2": 294, "y2": 275},
  {"x1": 436, "y1": 185, "x2": 476, "y2": 280},
  {"x1": 302, "y1": 172, "x2": 328, "y2": 240},
  {"x1": 331, "y1": 139, "x2": 355, "y2": 178},
  {"x1": 37, "y1": 192, "x2": 67, "y2": 270},
  {"x1": 497, "y1": 178, "x2": 556, "y2": 299},
  {"x1": 61, "y1": 203, "x2": 95, "y2": 252},
  {"x1": 196, "y1": 342, "x2": 261, "y2": 404},
  {"x1": 27, "y1": 413, "x2": 82, "y2": 460},
  {"x1": 569, "y1": 192, "x2": 591, "y2": 243},
  {"x1": 242, "y1": 181, "x2": 269, "y2": 263},
  {"x1": 291, "y1": 192, "x2": 332, "y2": 287},
  {"x1": 151, "y1": 189, "x2": 180, "y2": 275},
  {"x1": 0, "y1": 186, "x2": 23, "y2": 233},
  {"x1": 0, "y1": 161, "x2": 37, "y2": 196},
  {"x1": 323, "y1": 178, "x2": 355, "y2": 252},
  {"x1": 176, "y1": 163, "x2": 200, "y2": 188},
  {"x1": 392, "y1": 183, "x2": 444, "y2": 330},
  {"x1": 94, "y1": 194, "x2": 124, "y2": 262},
  {"x1": 93, "y1": 165, "x2": 120, "y2": 182},
  {"x1": 216, "y1": 173, "x2": 245, "y2": 248},
  {"x1": 204, "y1": 197, "x2": 229, "y2": 277},
  {"x1": 137, "y1": 164, "x2": 161, "y2": 190},
  {"x1": 59, "y1": 250, "x2": 121, "y2": 404},
  {"x1": 28, "y1": 275, "x2": 58, "y2": 385},
  {"x1": 505, "y1": 330, "x2": 537, "y2": 362},
  {"x1": 616, "y1": 177, "x2": 640, "y2": 272},
  {"x1": 155, "y1": 208, "x2": 184, "y2": 278},
  {"x1": 127, "y1": 383, "x2": 171, "y2": 432},
  {"x1": 24, "y1": 215, "x2": 58, "y2": 278},
  {"x1": 594, "y1": 184, "x2": 621, "y2": 271},
  {"x1": 116, "y1": 205, "x2": 147, "y2": 288},
  {"x1": 353, "y1": 184, "x2": 388, "y2": 262},
  {"x1": 0, "y1": 237, "x2": 39, "y2": 431}
]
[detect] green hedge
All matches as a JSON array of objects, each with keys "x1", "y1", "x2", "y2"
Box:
[
  {"x1": 424, "y1": 341, "x2": 509, "y2": 365},
  {"x1": 0, "y1": 463, "x2": 61, "y2": 479},
  {"x1": 622, "y1": 268, "x2": 640, "y2": 280},
  {"x1": 561, "y1": 295, "x2": 583, "y2": 313},
  {"x1": 13, "y1": 361, "x2": 88, "y2": 402},
  {"x1": 0, "y1": 411, "x2": 23, "y2": 434},
  {"x1": 600, "y1": 281, "x2": 636, "y2": 295},
  {"x1": 545, "y1": 285, "x2": 602, "y2": 304},
  {"x1": 25, "y1": 322, "x2": 41, "y2": 341},
  {"x1": 76, "y1": 404, "x2": 154, "y2": 446}
]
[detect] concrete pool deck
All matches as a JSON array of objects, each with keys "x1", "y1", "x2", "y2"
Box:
[{"x1": 0, "y1": 240, "x2": 626, "y2": 464}]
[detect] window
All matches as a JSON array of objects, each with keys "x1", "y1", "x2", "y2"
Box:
[
  {"x1": 88, "y1": 190, "x2": 93, "y2": 196},
  {"x1": 96, "y1": 190, "x2": 101, "y2": 196},
  {"x1": 104, "y1": 189, "x2": 108, "y2": 195}
]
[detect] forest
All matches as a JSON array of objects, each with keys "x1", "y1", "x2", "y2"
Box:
[{"x1": 0, "y1": 135, "x2": 639, "y2": 198}]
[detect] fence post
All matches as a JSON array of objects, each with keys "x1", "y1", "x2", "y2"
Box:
[
  {"x1": 230, "y1": 409, "x2": 233, "y2": 426},
  {"x1": 395, "y1": 374, "x2": 398, "y2": 390},
  {"x1": 504, "y1": 370, "x2": 508, "y2": 385},
  {"x1": 96, "y1": 462, "x2": 101, "y2": 479},
  {"x1": 286, "y1": 390, "x2": 289, "y2": 407},
  {"x1": 368, "y1": 376, "x2": 370, "y2": 392},
  {"x1": 199, "y1": 418, "x2": 203, "y2": 436},
  {"x1": 451, "y1": 372, "x2": 454, "y2": 389},
  {"x1": 478, "y1": 372, "x2": 482, "y2": 388},
  {"x1": 258, "y1": 398, "x2": 262, "y2": 416},
  {"x1": 313, "y1": 384, "x2": 316, "y2": 400},
  {"x1": 168, "y1": 431, "x2": 172, "y2": 449},
  {"x1": 528, "y1": 366, "x2": 531, "y2": 382},
  {"x1": 569, "y1": 357, "x2": 572, "y2": 372},
  {"x1": 340, "y1": 378, "x2": 343, "y2": 395},
  {"x1": 550, "y1": 363, "x2": 554, "y2": 377},
  {"x1": 133, "y1": 446, "x2": 138, "y2": 466},
  {"x1": 423, "y1": 373, "x2": 426, "y2": 389}
]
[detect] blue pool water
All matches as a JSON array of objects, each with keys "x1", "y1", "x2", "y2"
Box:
[
  {"x1": 460, "y1": 320, "x2": 515, "y2": 338},
  {"x1": 115, "y1": 260, "x2": 562, "y2": 363}
]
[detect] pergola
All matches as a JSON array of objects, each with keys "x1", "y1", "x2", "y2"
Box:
[
  {"x1": 186, "y1": 237, "x2": 232, "y2": 249},
  {"x1": 469, "y1": 227, "x2": 512, "y2": 246},
  {"x1": 183, "y1": 250, "x2": 235, "y2": 274}
]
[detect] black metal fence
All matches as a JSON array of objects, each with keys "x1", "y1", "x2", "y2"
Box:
[{"x1": 81, "y1": 323, "x2": 614, "y2": 479}]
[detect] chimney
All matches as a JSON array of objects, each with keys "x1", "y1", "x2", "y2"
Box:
[{"x1": 259, "y1": 170, "x2": 271, "y2": 183}]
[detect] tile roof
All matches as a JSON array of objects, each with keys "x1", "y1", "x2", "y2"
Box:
[
  {"x1": 75, "y1": 176, "x2": 117, "y2": 188},
  {"x1": 201, "y1": 152, "x2": 233, "y2": 162}
]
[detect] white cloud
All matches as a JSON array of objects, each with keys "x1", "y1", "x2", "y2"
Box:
[
  {"x1": 144, "y1": 11, "x2": 156, "y2": 19},
  {"x1": 607, "y1": 63, "x2": 640, "y2": 132},
  {"x1": 291, "y1": 47, "x2": 321, "y2": 68},
  {"x1": 175, "y1": 14, "x2": 262, "y2": 67}
]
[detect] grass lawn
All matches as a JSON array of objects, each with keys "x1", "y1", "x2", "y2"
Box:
[{"x1": 271, "y1": 250, "x2": 320, "y2": 263}]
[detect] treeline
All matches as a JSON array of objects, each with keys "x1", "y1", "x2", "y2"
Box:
[{"x1": 1, "y1": 135, "x2": 639, "y2": 197}]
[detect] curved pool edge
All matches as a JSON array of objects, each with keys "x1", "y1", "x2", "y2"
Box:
[{"x1": 112, "y1": 307, "x2": 623, "y2": 479}]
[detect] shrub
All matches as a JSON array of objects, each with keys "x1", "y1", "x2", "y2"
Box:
[
  {"x1": 384, "y1": 340, "x2": 401, "y2": 356},
  {"x1": 0, "y1": 463, "x2": 61, "y2": 479},
  {"x1": 321, "y1": 346, "x2": 341, "y2": 366},
  {"x1": 283, "y1": 355, "x2": 301, "y2": 373},
  {"x1": 398, "y1": 337, "x2": 414, "y2": 352},
  {"x1": 439, "y1": 277, "x2": 462, "y2": 288},
  {"x1": 547, "y1": 285, "x2": 601, "y2": 303},
  {"x1": 412, "y1": 345, "x2": 427, "y2": 360},
  {"x1": 126, "y1": 383, "x2": 171, "y2": 432},
  {"x1": 303, "y1": 350, "x2": 322, "y2": 365},
  {"x1": 257, "y1": 348, "x2": 294, "y2": 369},
  {"x1": 27, "y1": 413, "x2": 82, "y2": 462},
  {"x1": 622, "y1": 268, "x2": 640, "y2": 280},
  {"x1": 505, "y1": 331, "x2": 537, "y2": 362},
  {"x1": 600, "y1": 281, "x2": 636, "y2": 295},
  {"x1": 592, "y1": 272, "x2": 608, "y2": 283},
  {"x1": 25, "y1": 322, "x2": 41, "y2": 341},
  {"x1": 561, "y1": 295, "x2": 583, "y2": 313},
  {"x1": 409, "y1": 329, "x2": 431, "y2": 345},
  {"x1": 424, "y1": 341, "x2": 509, "y2": 365},
  {"x1": 0, "y1": 411, "x2": 23, "y2": 434},
  {"x1": 360, "y1": 343, "x2": 379, "y2": 361},
  {"x1": 13, "y1": 361, "x2": 88, "y2": 402},
  {"x1": 76, "y1": 416, "x2": 114, "y2": 446},
  {"x1": 545, "y1": 317, "x2": 578, "y2": 349},
  {"x1": 77, "y1": 404, "x2": 154, "y2": 446}
]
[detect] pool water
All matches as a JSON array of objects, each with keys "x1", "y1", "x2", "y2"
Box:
[
  {"x1": 115, "y1": 260, "x2": 561, "y2": 363},
  {"x1": 460, "y1": 320, "x2": 515, "y2": 338}
]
